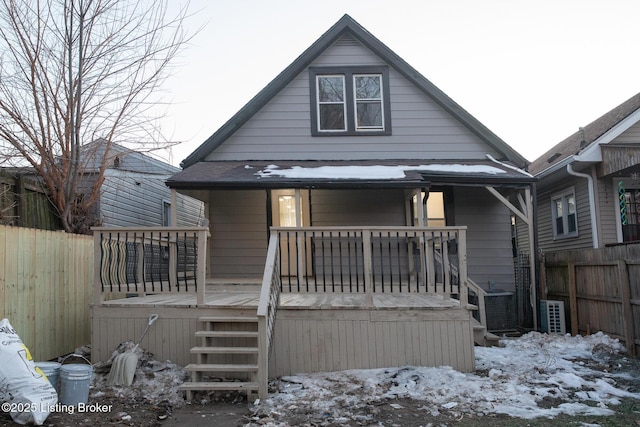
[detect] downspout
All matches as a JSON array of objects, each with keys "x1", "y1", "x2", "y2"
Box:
[{"x1": 566, "y1": 164, "x2": 599, "y2": 248}]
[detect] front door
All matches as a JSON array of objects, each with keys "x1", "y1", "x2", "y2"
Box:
[{"x1": 271, "y1": 189, "x2": 310, "y2": 277}]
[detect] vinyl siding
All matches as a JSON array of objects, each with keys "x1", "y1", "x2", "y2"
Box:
[
  {"x1": 453, "y1": 187, "x2": 515, "y2": 291},
  {"x1": 205, "y1": 34, "x2": 499, "y2": 162},
  {"x1": 537, "y1": 177, "x2": 594, "y2": 252},
  {"x1": 613, "y1": 120, "x2": 640, "y2": 142},
  {"x1": 597, "y1": 177, "x2": 620, "y2": 245},
  {"x1": 208, "y1": 190, "x2": 268, "y2": 279},
  {"x1": 99, "y1": 170, "x2": 203, "y2": 227},
  {"x1": 310, "y1": 189, "x2": 406, "y2": 226}
]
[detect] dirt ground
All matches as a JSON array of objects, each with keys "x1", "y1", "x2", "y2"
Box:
[{"x1": 1, "y1": 349, "x2": 640, "y2": 427}]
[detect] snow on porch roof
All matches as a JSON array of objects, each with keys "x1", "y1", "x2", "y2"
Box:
[{"x1": 168, "y1": 159, "x2": 535, "y2": 190}]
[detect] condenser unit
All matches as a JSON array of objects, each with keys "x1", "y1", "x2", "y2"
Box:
[{"x1": 540, "y1": 300, "x2": 566, "y2": 334}]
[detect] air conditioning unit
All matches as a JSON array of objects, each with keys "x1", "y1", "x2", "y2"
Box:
[{"x1": 540, "y1": 300, "x2": 566, "y2": 334}]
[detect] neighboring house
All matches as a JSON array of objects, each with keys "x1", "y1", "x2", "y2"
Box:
[
  {"x1": 528, "y1": 92, "x2": 640, "y2": 251},
  {"x1": 80, "y1": 140, "x2": 204, "y2": 228},
  {"x1": 92, "y1": 15, "x2": 536, "y2": 399}
]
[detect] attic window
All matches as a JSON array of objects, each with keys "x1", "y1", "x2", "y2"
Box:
[{"x1": 310, "y1": 66, "x2": 391, "y2": 136}]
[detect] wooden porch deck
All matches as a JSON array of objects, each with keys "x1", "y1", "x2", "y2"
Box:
[{"x1": 100, "y1": 283, "x2": 462, "y2": 310}]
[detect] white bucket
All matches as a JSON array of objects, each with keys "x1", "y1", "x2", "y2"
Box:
[
  {"x1": 35, "y1": 361, "x2": 61, "y2": 394},
  {"x1": 59, "y1": 363, "x2": 93, "y2": 406}
]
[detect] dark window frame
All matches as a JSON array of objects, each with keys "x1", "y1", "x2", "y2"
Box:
[{"x1": 309, "y1": 66, "x2": 391, "y2": 136}]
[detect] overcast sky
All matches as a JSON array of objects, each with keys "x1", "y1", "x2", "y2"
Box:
[{"x1": 158, "y1": 0, "x2": 640, "y2": 167}]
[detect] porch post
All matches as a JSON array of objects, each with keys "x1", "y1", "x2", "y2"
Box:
[
  {"x1": 526, "y1": 187, "x2": 538, "y2": 329},
  {"x1": 295, "y1": 189, "x2": 304, "y2": 284},
  {"x1": 362, "y1": 230, "x2": 374, "y2": 307},
  {"x1": 196, "y1": 227, "x2": 207, "y2": 306}
]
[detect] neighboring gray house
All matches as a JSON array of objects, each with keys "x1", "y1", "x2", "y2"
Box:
[
  {"x1": 80, "y1": 140, "x2": 204, "y2": 227},
  {"x1": 528, "y1": 92, "x2": 640, "y2": 251},
  {"x1": 167, "y1": 14, "x2": 536, "y2": 326}
]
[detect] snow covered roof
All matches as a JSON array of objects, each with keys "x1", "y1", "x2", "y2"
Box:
[{"x1": 168, "y1": 159, "x2": 534, "y2": 190}]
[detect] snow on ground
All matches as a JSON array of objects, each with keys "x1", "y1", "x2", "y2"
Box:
[
  {"x1": 251, "y1": 332, "x2": 640, "y2": 423},
  {"x1": 90, "y1": 342, "x2": 189, "y2": 408},
  {"x1": 88, "y1": 332, "x2": 640, "y2": 423}
]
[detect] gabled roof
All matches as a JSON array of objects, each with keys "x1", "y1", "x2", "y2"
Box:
[
  {"x1": 180, "y1": 14, "x2": 528, "y2": 169},
  {"x1": 80, "y1": 139, "x2": 179, "y2": 175},
  {"x1": 529, "y1": 92, "x2": 640, "y2": 176}
]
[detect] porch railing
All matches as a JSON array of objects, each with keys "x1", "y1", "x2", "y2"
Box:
[
  {"x1": 272, "y1": 226, "x2": 468, "y2": 304},
  {"x1": 257, "y1": 234, "x2": 281, "y2": 399},
  {"x1": 93, "y1": 227, "x2": 209, "y2": 305},
  {"x1": 256, "y1": 226, "x2": 468, "y2": 398}
]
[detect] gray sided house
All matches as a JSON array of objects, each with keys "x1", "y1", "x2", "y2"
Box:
[
  {"x1": 80, "y1": 140, "x2": 204, "y2": 227},
  {"x1": 528, "y1": 92, "x2": 640, "y2": 251},
  {"x1": 91, "y1": 15, "x2": 536, "y2": 399},
  {"x1": 170, "y1": 15, "x2": 534, "y2": 295}
]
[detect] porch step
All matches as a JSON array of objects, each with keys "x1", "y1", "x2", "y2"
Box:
[
  {"x1": 195, "y1": 330, "x2": 259, "y2": 338},
  {"x1": 183, "y1": 315, "x2": 262, "y2": 400},
  {"x1": 191, "y1": 346, "x2": 258, "y2": 354},
  {"x1": 179, "y1": 381, "x2": 258, "y2": 392},
  {"x1": 184, "y1": 363, "x2": 259, "y2": 373},
  {"x1": 473, "y1": 323, "x2": 500, "y2": 347}
]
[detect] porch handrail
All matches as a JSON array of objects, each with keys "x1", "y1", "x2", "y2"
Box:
[
  {"x1": 92, "y1": 226, "x2": 209, "y2": 305},
  {"x1": 272, "y1": 226, "x2": 469, "y2": 306},
  {"x1": 466, "y1": 277, "x2": 488, "y2": 328},
  {"x1": 257, "y1": 233, "x2": 281, "y2": 399}
]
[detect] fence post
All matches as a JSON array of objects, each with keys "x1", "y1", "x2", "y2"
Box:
[
  {"x1": 568, "y1": 262, "x2": 578, "y2": 335},
  {"x1": 618, "y1": 259, "x2": 636, "y2": 356}
]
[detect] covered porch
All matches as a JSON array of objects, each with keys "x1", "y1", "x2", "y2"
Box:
[{"x1": 91, "y1": 225, "x2": 477, "y2": 399}]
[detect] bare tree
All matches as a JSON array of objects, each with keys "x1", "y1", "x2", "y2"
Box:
[{"x1": 0, "y1": 0, "x2": 193, "y2": 233}]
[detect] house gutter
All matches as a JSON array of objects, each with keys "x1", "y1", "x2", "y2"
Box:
[{"x1": 566, "y1": 164, "x2": 599, "y2": 248}]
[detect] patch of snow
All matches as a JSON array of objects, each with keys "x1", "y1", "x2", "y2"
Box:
[{"x1": 253, "y1": 332, "x2": 640, "y2": 423}]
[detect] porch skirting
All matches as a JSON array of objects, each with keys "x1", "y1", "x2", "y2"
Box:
[
  {"x1": 269, "y1": 307, "x2": 475, "y2": 376},
  {"x1": 91, "y1": 300, "x2": 475, "y2": 377}
]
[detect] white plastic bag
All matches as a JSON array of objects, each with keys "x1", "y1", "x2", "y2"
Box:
[{"x1": 0, "y1": 318, "x2": 58, "y2": 425}]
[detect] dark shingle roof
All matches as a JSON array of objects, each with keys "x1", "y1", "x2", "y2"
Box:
[
  {"x1": 168, "y1": 159, "x2": 534, "y2": 190},
  {"x1": 529, "y1": 92, "x2": 640, "y2": 175}
]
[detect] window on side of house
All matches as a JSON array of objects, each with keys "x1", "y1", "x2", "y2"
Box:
[
  {"x1": 310, "y1": 66, "x2": 391, "y2": 136},
  {"x1": 162, "y1": 200, "x2": 171, "y2": 226},
  {"x1": 551, "y1": 188, "x2": 577, "y2": 239}
]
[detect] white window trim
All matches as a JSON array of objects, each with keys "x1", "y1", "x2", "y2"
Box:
[
  {"x1": 353, "y1": 73, "x2": 385, "y2": 132},
  {"x1": 551, "y1": 187, "x2": 578, "y2": 239},
  {"x1": 316, "y1": 75, "x2": 347, "y2": 132}
]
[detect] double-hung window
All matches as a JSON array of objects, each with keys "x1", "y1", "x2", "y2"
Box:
[
  {"x1": 551, "y1": 188, "x2": 578, "y2": 239},
  {"x1": 310, "y1": 66, "x2": 391, "y2": 135}
]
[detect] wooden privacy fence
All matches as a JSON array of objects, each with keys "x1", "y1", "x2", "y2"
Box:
[
  {"x1": 0, "y1": 170, "x2": 60, "y2": 230},
  {"x1": 542, "y1": 243, "x2": 640, "y2": 356},
  {"x1": 0, "y1": 225, "x2": 93, "y2": 361}
]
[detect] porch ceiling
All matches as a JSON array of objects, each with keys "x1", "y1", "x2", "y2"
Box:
[{"x1": 167, "y1": 160, "x2": 535, "y2": 190}]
